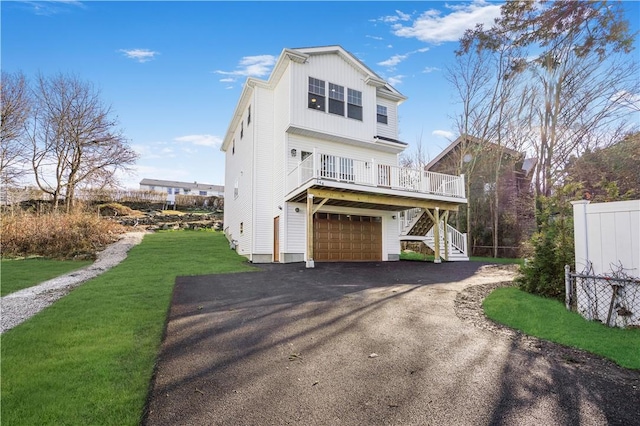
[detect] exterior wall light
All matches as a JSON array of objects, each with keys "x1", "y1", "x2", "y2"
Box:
[{"x1": 291, "y1": 149, "x2": 297, "y2": 157}]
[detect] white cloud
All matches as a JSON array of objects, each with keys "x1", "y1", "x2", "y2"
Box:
[
  {"x1": 119, "y1": 48, "x2": 159, "y2": 63},
  {"x1": 378, "y1": 54, "x2": 409, "y2": 67},
  {"x1": 377, "y1": 47, "x2": 430, "y2": 69},
  {"x1": 174, "y1": 134, "x2": 222, "y2": 148},
  {"x1": 422, "y1": 66, "x2": 441, "y2": 73},
  {"x1": 391, "y1": 0, "x2": 502, "y2": 44},
  {"x1": 366, "y1": 35, "x2": 383, "y2": 41},
  {"x1": 21, "y1": 0, "x2": 85, "y2": 15},
  {"x1": 214, "y1": 54, "x2": 277, "y2": 82},
  {"x1": 387, "y1": 75, "x2": 405, "y2": 86},
  {"x1": 374, "y1": 9, "x2": 413, "y2": 23},
  {"x1": 432, "y1": 130, "x2": 454, "y2": 139},
  {"x1": 219, "y1": 77, "x2": 235, "y2": 83}
]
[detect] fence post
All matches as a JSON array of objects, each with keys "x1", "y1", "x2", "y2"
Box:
[{"x1": 565, "y1": 264, "x2": 571, "y2": 310}]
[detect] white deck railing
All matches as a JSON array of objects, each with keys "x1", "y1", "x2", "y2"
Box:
[
  {"x1": 286, "y1": 152, "x2": 466, "y2": 199},
  {"x1": 426, "y1": 223, "x2": 468, "y2": 258}
]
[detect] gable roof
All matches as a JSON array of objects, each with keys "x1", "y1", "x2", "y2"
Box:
[
  {"x1": 139, "y1": 178, "x2": 224, "y2": 193},
  {"x1": 425, "y1": 134, "x2": 521, "y2": 171},
  {"x1": 221, "y1": 45, "x2": 407, "y2": 152}
]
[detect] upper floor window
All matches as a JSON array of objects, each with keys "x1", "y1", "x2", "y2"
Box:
[
  {"x1": 167, "y1": 187, "x2": 172, "y2": 194},
  {"x1": 308, "y1": 77, "x2": 326, "y2": 111},
  {"x1": 328, "y1": 83, "x2": 345, "y2": 116},
  {"x1": 347, "y1": 89, "x2": 363, "y2": 121},
  {"x1": 234, "y1": 179, "x2": 239, "y2": 199},
  {"x1": 247, "y1": 105, "x2": 251, "y2": 125},
  {"x1": 240, "y1": 121, "x2": 244, "y2": 139},
  {"x1": 376, "y1": 105, "x2": 388, "y2": 124},
  {"x1": 232, "y1": 139, "x2": 235, "y2": 155},
  {"x1": 199, "y1": 191, "x2": 207, "y2": 196}
]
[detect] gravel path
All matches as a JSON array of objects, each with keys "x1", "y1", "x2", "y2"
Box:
[{"x1": 1, "y1": 231, "x2": 148, "y2": 334}]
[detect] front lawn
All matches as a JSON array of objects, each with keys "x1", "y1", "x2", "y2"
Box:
[
  {"x1": 483, "y1": 286, "x2": 640, "y2": 370},
  {"x1": 1, "y1": 230, "x2": 254, "y2": 426},
  {"x1": 400, "y1": 251, "x2": 522, "y2": 265},
  {"x1": 1, "y1": 258, "x2": 92, "y2": 297}
]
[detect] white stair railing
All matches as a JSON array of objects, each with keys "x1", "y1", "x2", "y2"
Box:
[
  {"x1": 447, "y1": 224, "x2": 467, "y2": 257},
  {"x1": 424, "y1": 223, "x2": 468, "y2": 260},
  {"x1": 400, "y1": 208, "x2": 424, "y2": 234}
]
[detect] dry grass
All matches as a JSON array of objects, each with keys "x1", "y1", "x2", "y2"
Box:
[{"x1": 1, "y1": 211, "x2": 126, "y2": 260}]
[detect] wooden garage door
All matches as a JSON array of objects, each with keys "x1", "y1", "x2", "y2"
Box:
[{"x1": 314, "y1": 213, "x2": 382, "y2": 262}]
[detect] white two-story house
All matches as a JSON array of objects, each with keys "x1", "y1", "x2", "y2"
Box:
[{"x1": 222, "y1": 45, "x2": 468, "y2": 267}]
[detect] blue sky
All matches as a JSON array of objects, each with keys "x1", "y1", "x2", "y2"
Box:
[{"x1": 3, "y1": 0, "x2": 639, "y2": 189}]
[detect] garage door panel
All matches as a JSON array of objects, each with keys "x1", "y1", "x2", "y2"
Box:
[{"x1": 314, "y1": 213, "x2": 382, "y2": 262}]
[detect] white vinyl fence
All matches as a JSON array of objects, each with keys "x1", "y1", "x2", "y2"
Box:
[{"x1": 568, "y1": 200, "x2": 640, "y2": 328}]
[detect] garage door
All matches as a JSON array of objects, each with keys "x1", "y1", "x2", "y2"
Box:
[{"x1": 314, "y1": 213, "x2": 382, "y2": 261}]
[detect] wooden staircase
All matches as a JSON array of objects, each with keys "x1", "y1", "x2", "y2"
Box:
[{"x1": 400, "y1": 209, "x2": 469, "y2": 261}]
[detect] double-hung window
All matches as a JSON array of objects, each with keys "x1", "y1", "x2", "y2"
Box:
[
  {"x1": 328, "y1": 83, "x2": 345, "y2": 116},
  {"x1": 377, "y1": 105, "x2": 388, "y2": 124},
  {"x1": 308, "y1": 77, "x2": 326, "y2": 111},
  {"x1": 347, "y1": 89, "x2": 363, "y2": 120}
]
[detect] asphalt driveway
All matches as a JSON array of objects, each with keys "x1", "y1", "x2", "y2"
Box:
[{"x1": 144, "y1": 261, "x2": 640, "y2": 425}]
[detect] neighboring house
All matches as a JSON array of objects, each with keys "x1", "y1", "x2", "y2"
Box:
[
  {"x1": 221, "y1": 45, "x2": 468, "y2": 267},
  {"x1": 139, "y1": 179, "x2": 224, "y2": 197},
  {"x1": 425, "y1": 134, "x2": 536, "y2": 257}
]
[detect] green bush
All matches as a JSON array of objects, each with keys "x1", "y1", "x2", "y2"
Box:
[{"x1": 516, "y1": 185, "x2": 578, "y2": 300}]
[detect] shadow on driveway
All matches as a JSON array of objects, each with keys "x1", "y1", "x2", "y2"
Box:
[{"x1": 144, "y1": 261, "x2": 640, "y2": 425}]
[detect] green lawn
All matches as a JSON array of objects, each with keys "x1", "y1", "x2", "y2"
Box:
[
  {"x1": 1, "y1": 258, "x2": 93, "y2": 297},
  {"x1": 400, "y1": 251, "x2": 522, "y2": 265},
  {"x1": 1, "y1": 230, "x2": 255, "y2": 426},
  {"x1": 484, "y1": 287, "x2": 640, "y2": 370}
]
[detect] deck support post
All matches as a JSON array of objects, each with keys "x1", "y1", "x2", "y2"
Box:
[
  {"x1": 306, "y1": 194, "x2": 315, "y2": 268},
  {"x1": 433, "y1": 207, "x2": 441, "y2": 263},
  {"x1": 443, "y1": 210, "x2": 449, "y2": 261}
]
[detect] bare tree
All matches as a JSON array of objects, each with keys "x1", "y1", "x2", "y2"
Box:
[
  {"x1": 446, "y1": 36, "x2": 534, "y2": 256},
  {"x1": 28, "y1": 73, "x2": 138, "y2": 211},
  {"x1": 1, "y1": 71, "x2": 31, "y2": 185},
  {"x1": 460, "y1": 0, "x2": 639, "y2": 201},
  {"x1": 399, "y1": 129, "x2": 431, "y2": 170}
]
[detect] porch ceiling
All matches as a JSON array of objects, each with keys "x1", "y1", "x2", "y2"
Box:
[{"x1": 287, "y1": 185, "x2": 462, "y2": 212}]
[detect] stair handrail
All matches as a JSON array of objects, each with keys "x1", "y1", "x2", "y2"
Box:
[
  {"x1": 400, "y1": 208, "x2": 424, "y2": 234},
  {"x1": 446, "y1": 223, "x2": 467, "y2": 256}
]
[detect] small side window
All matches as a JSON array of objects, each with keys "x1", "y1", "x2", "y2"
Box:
[{"x1": 376, "y1": 105, "x2": 388, "y2": 124}]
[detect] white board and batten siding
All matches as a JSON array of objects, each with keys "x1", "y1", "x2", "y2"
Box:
[
  {"x1": 289, "y1": 54, "x2": 378, "y2": 142},
  {"x1": 572, "y1": 200, "x2": 640, "y2": 278}
]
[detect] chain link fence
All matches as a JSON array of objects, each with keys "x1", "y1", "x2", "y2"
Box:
[{"x1": 565, "y1": 265, "x2": 640, "y2": 328}]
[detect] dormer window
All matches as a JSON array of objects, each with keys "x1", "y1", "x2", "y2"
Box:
[
  {"x1": 308, "y1": 77, "x2": 326, "y2": 111},
  {"x1": 376, "y1": 105, "x2": 388, "y2": 124}
]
